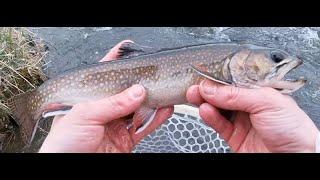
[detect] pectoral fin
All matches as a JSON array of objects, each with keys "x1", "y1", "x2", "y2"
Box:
[
  {"x1": 131, "y1": 106, "x2": 157, "y2": 135},
  {"x1": 191, "y1": 65, "x2": 232, "y2": 85}
]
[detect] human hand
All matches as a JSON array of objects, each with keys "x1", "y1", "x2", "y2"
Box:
[
  {"x1": 39, "y1": 40, "x2": 173, "y2": 153},
  {"x1": 186, "y1": 80, "x2": 320, "y2": 153}
]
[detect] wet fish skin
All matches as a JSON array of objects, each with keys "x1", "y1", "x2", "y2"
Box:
[
  {"x1": 8, "y1": 43, "x2": 305, "y2": 144},
  {"x1": 30, "y1": 43, "x2": 239, "y2": 118}
]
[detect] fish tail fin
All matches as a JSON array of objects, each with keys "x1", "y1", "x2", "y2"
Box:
[{"x1": 7, "y1": 90, "x2": 37, "y2": 145}]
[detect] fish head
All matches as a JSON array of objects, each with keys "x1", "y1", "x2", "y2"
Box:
[{"x1": 227, "y1": 46, "x2": 306, "y2": 93}]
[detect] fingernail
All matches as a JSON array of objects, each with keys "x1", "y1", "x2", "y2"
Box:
[
  {"x1": 130, "y1": 85, "x2": 144, "y2": 98},
  {"x1": 201, "y1": 80, "x2": 217, "y2": 95}
]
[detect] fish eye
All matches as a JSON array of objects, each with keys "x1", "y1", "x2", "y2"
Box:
[{"x1": 270, "y1": 51, "x2": 286, "y2": 63}]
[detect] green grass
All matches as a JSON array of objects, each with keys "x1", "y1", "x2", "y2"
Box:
[{"x1": 0, "y1": 27, "x2": 47, "y2": 151}]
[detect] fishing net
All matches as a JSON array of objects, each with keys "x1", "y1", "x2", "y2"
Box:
[{"x1": 133, "y1": 105, "x2": 231, "y2": 153}]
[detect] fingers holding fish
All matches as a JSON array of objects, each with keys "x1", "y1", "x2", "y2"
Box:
[
  {"x1": 199, "y1": 103, "x2": 234, "y2": 142},
  {"x1": 98, "y1": 39, "x2": 175, "y2": 151},
  {"x1": 186, "y1": 85, "x2": 204, "y2": 106},
  {"x1": 198, "y1": 103, "x2": 251, "y2": 152},
  {"x1": 198, "y1": 80, "x2": 288, "y2": 114},
  {"x1": 67, "y1": 84, "x2": 146, "y2": 125}
]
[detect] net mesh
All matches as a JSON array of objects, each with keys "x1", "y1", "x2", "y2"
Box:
[{"x1": 133, "y1": 105, "x2": 231, "y2": 153}]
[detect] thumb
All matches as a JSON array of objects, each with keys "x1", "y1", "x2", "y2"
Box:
[
  {"x1": 67, "y1": 84, "x2": 146, "y2": 125},
  {"x1": 198, "y1": 80, "x2": 289, "y2": 113}
]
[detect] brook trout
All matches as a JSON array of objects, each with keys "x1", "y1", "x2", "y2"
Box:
[{"x1": 8, "y1": 42, "x2": 306, "y2": 145}]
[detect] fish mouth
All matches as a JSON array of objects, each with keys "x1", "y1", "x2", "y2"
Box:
[
  {"x1": 261, "y1": 58, "x2": 306, "y2": 94},
  {"x1": 273, "y1": 58, "x2": 303, "y2": 80}
]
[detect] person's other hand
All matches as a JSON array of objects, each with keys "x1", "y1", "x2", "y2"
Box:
[
  {"x1": 186, "y1": 80, "x2": 319, "y2": 153},
  {"x1": 39, "y1": 40, "x2": 173, "y2": 153}
]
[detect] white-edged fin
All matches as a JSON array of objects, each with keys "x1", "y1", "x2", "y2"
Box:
[
  {"x1": 135, "y1": 110, "x2": 156, "y2": 134},
  {"x1": 33, "y1": 109, "x2": 71, "y2": 143},
  {"x1": 191, "y1": 65, "x2": 231, "y2": 85},
  {"x1": 42, "y1": 109, "x2": 71, "y2": 118},
  {"x1": 29, "y1": 119, "x2": 40, "y2": 144},
  {"x1": 134, "y1": 107, "x2": 157, "y2": 134}
]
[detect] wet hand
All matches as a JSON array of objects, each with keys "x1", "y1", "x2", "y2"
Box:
[{"x1": 186, "y1": 80, "x2": 319, "y2": 153}]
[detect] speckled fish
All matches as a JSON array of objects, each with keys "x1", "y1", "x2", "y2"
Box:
[{"x1": 8, "y1": 42, "x2": 306, "y2": 145}]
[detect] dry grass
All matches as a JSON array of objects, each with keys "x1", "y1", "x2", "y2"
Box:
[{"x1": 0, "y1": 27, "x2": 47, "y2": 152}]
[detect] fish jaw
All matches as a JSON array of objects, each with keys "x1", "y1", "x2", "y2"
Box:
[
  {"x1": 266, "y1": 58, "x2": 303, "y2": 80},
  {"x1": 256, "y1": 78, "x2": 306, "y2": 94},
  {"x1": 259, "y1": 58, "x2": 306, "y2": 93}
]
